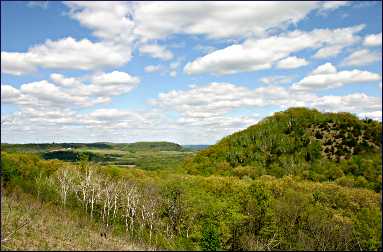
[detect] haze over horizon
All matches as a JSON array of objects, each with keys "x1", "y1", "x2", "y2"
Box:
[{"x1": 1, "y1": 1, "x2": 382, "y2": 144}]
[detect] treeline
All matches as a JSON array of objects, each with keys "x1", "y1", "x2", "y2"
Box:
[
  {"x1": 1, "y1": 143, "x2": 112, "y2": 152},
  {"x1": 2, "y1": 152, "x2": 381, "y2": 250},
  {"x1": 186, "y1": 108, "x2": 382, "y2": 191},
  {"x1": 1, "y1": 141, "x2": 183, "y2": 153},
  {"x1": 121, "y1": 142, "x2": 183, "y2": 152}
]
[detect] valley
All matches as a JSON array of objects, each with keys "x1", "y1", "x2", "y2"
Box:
[{"x1": 1, "y1": 108, "x2": 381, "y2": 251}]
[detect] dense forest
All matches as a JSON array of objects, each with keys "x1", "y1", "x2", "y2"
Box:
[
  {"x1": 186, "y1": 108, "x2": 382, "y2": 192},
  {"x1": 1, "y1": 108, "x2": 381, "y2": 251}
]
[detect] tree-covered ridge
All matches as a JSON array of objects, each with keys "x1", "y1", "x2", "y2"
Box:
[
  {"x1": 121, "y1": 141, "x2": 183, "y2": 151},
  {"x1": 1, "y1": 152, "x2": 381, "y2": 251},
  {"x1": 186, "y1": 108, "x2": 381, "y2": 191},
  {"x1": 1, "y1": 141, "x2": 183, "y2": 153}
]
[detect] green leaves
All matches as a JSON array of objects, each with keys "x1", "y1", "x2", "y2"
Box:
[{"x1": 200, "y1": 222, "x2": 220, "y2": 251}]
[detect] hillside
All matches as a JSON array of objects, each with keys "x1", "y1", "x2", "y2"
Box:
[
  {"x1": 2, "y1": 150, "x2": 381, "y2": 251},
  {"x1": 121, "y1": 141, "x2": 183, "y2": 151},
  {"x1": 1, "y1": 141, "x2": 183, "y2": 153},
  {"x1": 186, "y1": 108, "x2": 381, "y2": 191},
  {"x1": 1, "y1": 187, "x2": 146, "y2": 251}
]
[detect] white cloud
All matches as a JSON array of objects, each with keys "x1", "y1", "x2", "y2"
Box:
[
  {"x1": 144, "y1": 65, "x2": 162, "y2": 73},
  {"x1": 65, "y1": 2, "x2": 135, "y2": 46},
  {"x1": 311, "y1": 62, "x2": 337, "y2": 75},
  {"x1": 1, "y1": 52, "x2": 36, "y2": 75},
  {"x1": 312, "y1": 45, "x2": 343, "y2": 59},
  {"x1": 260, "y1": 75, "x2": 293, "y2": 85},
  {"x1": 2, "y1": 71, "x2": 139, "y2": 109},
  {"x1": 184, "y1": 25, "x2": 364, "y2": 75},
  {"x1": 88, "y1": 71, "x2": 140, "y2": 96},
  {"x1": 132, "y1": 1, "x2": 319, "y2": 40},
  {"x1": 92, "y1": 71, "x2": 139, "y2": 87},
  {"x1": 1, "y1": 37, "x2": 130, "y2": 75},
  {"x1": 291, "y1": 63, "x2": 381, "y2": 91},
  {"x1": 50, "y1": 73, "x2": 83, "y2": 87},
  {"x1": 363, "y1": 33, "x2": 382, "y2": 46},
  {"x1": 1, "y1": 85, "x2": 22, "y2": 103},
  {"x1": 276, "y1": 56, "x2": 308, "y2": 69},
  {"x1": 19, "y1": 80, "x2": 97, "y2": 107},
  {"x1": 319, "y1": 1, "x2": 349, "y2": 11},
  {"x1": 357, "y1": 111, "x2": 382, "y2": 121},
  {"x1": 310, "y1": 93, "x2": 381, "y2": 115},
  {"x1": 341, "y1": 49, "x2": 381, "y2": 66},
  {"x1": 151, "y1": 82, "x2": 289, "y2": 121},
  {"x1": 139, "y1": 44, "x2": 173, "y2": 60},
  {"x1": 3, "y1": 80, "x2": 381, "y2": 144},
  {"x1": 150, "y1": 81, "x2": 381, "y2": 138}
]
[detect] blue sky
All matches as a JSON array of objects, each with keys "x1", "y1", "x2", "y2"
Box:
[{"x1": 1, "y1": 1, "x2": 382, "y2": 144}]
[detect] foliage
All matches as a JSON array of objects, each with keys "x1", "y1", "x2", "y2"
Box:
[
  {"x1": 1, "y1": 107, "x2": 381, "y2": 251},
  {"x1": 1, "y1": 151, "x2": 381, "y2": 251},
  {"x1": 187, "y1": 107, "x2": 382, "y2": 191},
  {"x1": 200, "y1": 222, "x2": 221, "y2": 251}
]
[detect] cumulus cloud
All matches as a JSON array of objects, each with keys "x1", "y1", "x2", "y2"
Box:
[
  {"x1": 150, "y1": 81, "x2": 381, "y2": 135},
  {"x1": 132, "y1": 1, "x2": 319, "y2": 40},
  {"x1": 341, "y1": 49, "x2": 381, "y2": 66},
  {"x1": 310, "y1": 93, "x2": 381, "y2": 115},
  {"x1": 3, "y1": 79, "x2": 381, "y2": 143},
  {"x1": 151, "y1": 80, "x2": 381, "y2": 122},
  {"x1": 64, "y1": 1, "x2": 347, "y2": 43},
  {"x1": 363, "y1": 33, "x2": 382, "y2": 46},
  {"x1": 50, "y1": 73, "x2": 83, "y2": 87},
  {"x1": 184, "y1": 25, "x2": 364, "y2": 75},
  {"x1": 1, "y1": 37, "x2": 130, "y2": 75},
  {"x1": 2, "y1": 71, "x2": 139, "y2": 109},
  {"x1": 291, "y1": 63, "x2": 381, "y2": 91},
  {"x1": 1, "y1": 85, "x2": 23, "y2": 103},
  {"x1": 89, "y1": 71, "x2": 140, "y2": 96},
  {"x1": 139, "y1": 44, "x2": 173, "y2": 60},
  {"x1": 19, "y1": 80, "x2": 95, "y2": 107},
  {"x1": 65, "y1": 2, "x2": 135, "y2": 46},
  {"x1": 150, "y1": 82, "x2": 290, "y2": 121},
  {"x1": 311, "y1": 62, "x2": 337, "y2": 75},
  {"x1": 276, "y1": 56, "x2": 309, "y2": 69}
]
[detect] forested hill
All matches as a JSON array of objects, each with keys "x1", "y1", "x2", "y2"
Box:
[
  {"x1": 186, "y1": 108, "x2": 382, "y2": 191},
  {"x1": 121, "y1": 141, "x2": 183, "y2": 151},
  {"x1": 1, "y1": 141, "x2": 183, "y2": 152}
]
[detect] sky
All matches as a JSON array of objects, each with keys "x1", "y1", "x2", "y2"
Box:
[{"x1": 1, "y1": 1, "x2": 382, "y2": 145}]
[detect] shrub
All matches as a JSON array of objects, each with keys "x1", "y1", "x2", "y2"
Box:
[{"x1": 200, "y1": 222, "x2": 220, "y2": 251}]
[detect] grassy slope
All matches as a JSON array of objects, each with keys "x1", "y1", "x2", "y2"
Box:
[{"x1": 1, "y1": 187, "x2": 146, "y2": 251}]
